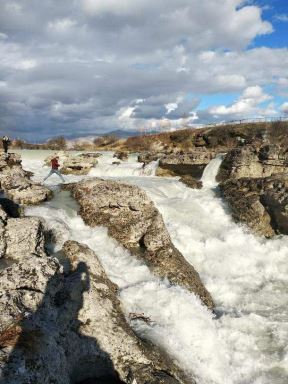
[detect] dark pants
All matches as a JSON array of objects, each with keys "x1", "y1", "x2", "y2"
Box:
[{"x1": 3, "y1": 143, "x2": 8, "y2": 153}]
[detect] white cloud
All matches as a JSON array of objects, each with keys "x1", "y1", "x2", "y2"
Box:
[
  {"x1": 280, "y1": 102, "x2": 288, "y2": 114},
  {"x1": 48, "y1": 18, "x2": 77, "y2": 33},
  {"x1": 209, "y1": 86, "x2": 273, "y2": 116},
  {"x1": 275, "y1": 14, "x2": 288, "y2": 22},
  {"x1": 0, "y1": 0, "x2": 284, "y2": 139}
]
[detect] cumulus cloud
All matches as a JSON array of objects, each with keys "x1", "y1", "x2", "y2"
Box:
[
  {"x1": 281, "y1": 102, "x2": 288, "y2": 114},
  {"x1": 0, "y1": 0, "x2": 285, "y2": 140},
  {"x1": 209, "y1": 86, "x2": 275, "y2": 117}
]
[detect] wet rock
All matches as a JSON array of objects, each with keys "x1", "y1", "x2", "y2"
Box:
[
  {"x1": 180, "y1": 176, "x2": 203, "y2": 189},
  {"x1": 138, "y1": 152, "x2": 165, "y2": 164},
  {"x1": 0, "y1": 153, "x2": 52, "y2": 205},
  {"x1": 217, "y1": 144, "x2": 288, "y2": 182},
  {"x1": 67, "y1": 179, "x2": 214, "y2": 309},
  {"x1": 113, "y1": 151, "x2": 128, "y2": 161},
  {"x1": 159, "y1": 151, "x2": 216, "y2": 179},
  {"x1": 219, "y1": 174, "x2": 288, "y2": 237}
]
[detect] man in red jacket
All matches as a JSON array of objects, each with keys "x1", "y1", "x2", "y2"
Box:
[{"x1": 43, "y1": 156, "x2": 65, "y2": 182}]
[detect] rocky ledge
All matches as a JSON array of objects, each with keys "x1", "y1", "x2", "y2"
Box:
[
  {"x1": 217, "y1": 144, "x2": 288, "y2": 182},
  {"x1": 0, "y1": 209, "x2": 193, "y2": 384},
  {"x1": 220, "y1": 173, "x2": 288, "y2": 237},
  {"x1": 44, "y1": 152, "x2": 99, "y2": 175},
  {"x1": 0, "y1": 153, "x2": 52, "y2": 205},
  {"x1": 67, "y1": 178, "x2": 214, "y2": 309}
]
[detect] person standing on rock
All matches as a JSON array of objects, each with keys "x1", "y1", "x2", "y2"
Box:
[
  {"x1": 43, "y1": 156, "x2": 65, "y2": 183},
  {"x1": 2, "y1": 135, "x2": 11, "y2": 155}
]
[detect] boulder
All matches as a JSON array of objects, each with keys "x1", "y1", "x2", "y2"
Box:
[
  {"x1": 219, "y1": 174, "x2": 288, "y2": 237},
  {"x1": 180, "y1": 176, "x2": 203, "y2": 189},
  {"x1": 159, "y1": 151, "x2": 216, "y2": 179},
  {"x1": 67, "y1": 179, "x2": 214, "y2": 309},
  {"x1": 217, "y1": 144, "x2": 288, "y2": 182},
  {"x1": 44, "y1": 152, "x2": 98, "y2": 175},
  {"x1": 79, "y1": 152, "x2": 101, "y2": 159},
  {"x1": 61, "y1": 155, "x2": 98, "y2": 175},
  {"x1": 5, "y1": 217, "x2": 46, "y2": 261},
  {"x1": 0, "y1": 239, "x2": 193, "y2": 384},
  {"x1": 113, "y1": 151, "x2": 128, "y2": 161},
  {"x1": 0, "y1": 153, "x2": 52, "y2": 205}
]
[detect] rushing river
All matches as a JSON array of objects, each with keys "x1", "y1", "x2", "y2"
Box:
[{"x1": 17, "y1": 150, "x2": 288, "y2": 384}]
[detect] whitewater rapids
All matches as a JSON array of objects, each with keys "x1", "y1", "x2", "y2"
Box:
[{"x1": 17, "y1": 150, "x2": 288, "y2": 384}]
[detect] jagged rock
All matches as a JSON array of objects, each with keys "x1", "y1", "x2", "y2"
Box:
[
  {"x1": 0, "y1": 238, "x2": 193, "y2": 384},
  {"x1": 61, "y1": 155, "x2": 98, "y2": 175},
  {"x1": 159, "y1": 151, "x2": 216, "y2": 179},
  {"x1": 5, "y1": 217, "x2": 46, "y2": 261},
  {"x1": 0, "y1": 153, "x2": 52, "y2": 205},
  {"x1": 113, "y1": 151, "x2": 128, "y2": 161},
  {"x1": 138, "y1": 152, "x2": 165, "y2": 164},
  {"x1": 217, "y1": 144, "x2": 288, "y2": 182},
  {"x1": 62, "y1": 241, "x2": 193, "y2": 384},
  {"x1": 44, "y1": 152, "x2": 98, "y2": 175},
  {"x1": 79, "y1": 153, "x2": 101, "y2": 159},
  {"x1": 180, "y1": 176, "x2": 203, "y2": 189},
  {"x1": 155, "y1": 167, "x2": 177, "y2": 177},
  {"x1": 219, "y1": 174, "x2": 288, "y2": 237},
  {"x1": 67, "y1": 179, "x2": 214, "y2": 309}
]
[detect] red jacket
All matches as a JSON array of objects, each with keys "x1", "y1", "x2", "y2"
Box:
[{"x1": 51, "y1": 158, "x2": 60, "y2": 169}]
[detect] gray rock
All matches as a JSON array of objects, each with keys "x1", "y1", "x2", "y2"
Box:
[
  {"x1": 113, "y1": 151, "x2": 129, "y2": 161},
  {"x1": 180, "y1": 176, "x2": 203, "y2": 189},
  {"x1": 67, "y1": 179, "x2": 214, "y2": 309},
  {"x1": 5, "y1": 217, "x2": 46, "y2": 261},
  {"x1": 219, "y1": 174, "x2": 288, "y2": 237},
  {"x1": 0, "y1": 239, "x2": 193, "y2": 384},
  {"x1": 0, "y1": 153, "x2": 52, "y2": 205},
  {"x1": 159, "y1": 151, "x2": 216, "y2": 179},
  {"x1": 217, "y1": 144, "x2": 288, "y2": 182}
]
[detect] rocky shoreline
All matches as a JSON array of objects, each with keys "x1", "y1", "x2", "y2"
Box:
[{"x1": 0, "y1": 152, "x2": 199, "y2": 383}]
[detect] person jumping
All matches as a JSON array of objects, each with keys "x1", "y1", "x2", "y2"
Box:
[{"x1": 43, "y1": 156, "x2": 65, "y2": 183}]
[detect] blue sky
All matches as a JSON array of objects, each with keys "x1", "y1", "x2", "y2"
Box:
[{"x1": 0, "y1": 0, "x2": 287, "y2": 140}]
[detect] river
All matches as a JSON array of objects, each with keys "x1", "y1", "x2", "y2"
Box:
[{"x1": 17, "y1": 150, "x2": 288, "y2": 384}]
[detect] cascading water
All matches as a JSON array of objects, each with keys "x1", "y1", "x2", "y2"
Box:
[
  {"x1": 201, "y1": 154, "x2": 224, "y2": 188},
  {"x1": 18, "y1": 150, "x2": 288, "y2": 384}
]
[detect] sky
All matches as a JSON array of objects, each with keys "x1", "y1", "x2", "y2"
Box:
[{"x1": 0, "y1": 0, "x2": 288, "y2": 140}]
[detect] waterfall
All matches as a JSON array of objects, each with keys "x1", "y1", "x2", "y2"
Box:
[{"x1": 201, "y1": 154, "x2": 224, "y2": 188}]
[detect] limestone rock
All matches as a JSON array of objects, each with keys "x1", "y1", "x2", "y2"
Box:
[
  {"x1": 61, "y1": 155, "x2": 98, "y2": 175},
  {"x1": 217, "y1": 144, "x2": 288, "y2": 182},
  {"x1": 159, "y1": 151, "x2": 216, "y2": 179},
  {"x1": 44, "y1": 152, "x2": 98, "y2": 175},
  {"x1": 67, "y1": 179, "x2": 214, "y2": 309},
  {"x1": 220, "y1": 174, "x2": 288, "y2": 237},
  {"x1": 0, "y1": 153, "x2": 52, "y2": 205},
  {"x1": 180, "y1": 176, "x2": 203, "y2": 189},
  {"x1": 113, "y1": 151, "x2": 128, "y2": 161},
  {"x1": 0, "y1": 239, "x2": 193, "y2": 384},
  {"x1": 5, "y1": 217, "x2": 46, "y2": 261},
  {"x1": 62, "y1": 241, "x2": 193, "y2": 384}
]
